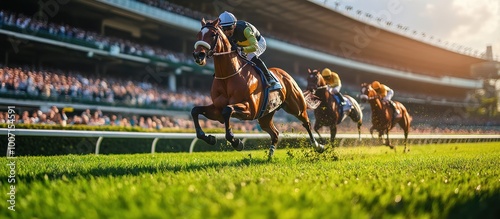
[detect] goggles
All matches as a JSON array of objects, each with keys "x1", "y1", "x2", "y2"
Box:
[{"x1": 222, "y1": 25, "x2": 234, "y2": 31}]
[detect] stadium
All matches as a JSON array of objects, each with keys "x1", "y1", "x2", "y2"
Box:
[
  {"x1": 1, "y1": 0, "x2": 500, "y2": 218},
  {"x1": 1, "y1": 0, "x2": 499, "y2": 134}
]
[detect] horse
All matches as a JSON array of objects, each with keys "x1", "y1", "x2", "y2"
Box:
[
  {"x1": 191, "y1": 18, "x2": 324, "y2": 158},
  {"x1": 304, "y1": 69, "x2": 363, "y2": 144},
  {"x1": 359, "y1": 83, "x2": 412, "y2": 152}
]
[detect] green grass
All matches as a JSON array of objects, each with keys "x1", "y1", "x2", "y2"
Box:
[{"x1": 1, "y1": 142, "x2": 499, "y2": 219}]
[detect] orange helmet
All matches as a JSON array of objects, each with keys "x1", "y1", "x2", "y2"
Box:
[{"x1": 371, "y1": 81, "x2": 381, "y2": 89}]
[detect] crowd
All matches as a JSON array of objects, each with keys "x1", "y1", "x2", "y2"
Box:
[
  {"x1": 0, "y1": 106, "x2": 196, "y2": 130},
  {"x1": 0, "y1": 65, "x2": 212, "y2": 109},
  {"x1": 136, "y1": 0, "x2": 213, "y2": 21},
  {"x1": 0, "y1": 9, "x2": 193, "y2": 66}
]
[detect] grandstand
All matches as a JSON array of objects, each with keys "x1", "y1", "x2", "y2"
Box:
[{"x1": 0, "y1": 0, "x2": 498, "y2": 133}]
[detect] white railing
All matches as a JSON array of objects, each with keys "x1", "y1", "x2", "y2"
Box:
[{"x1": 1, "y1": 128, "x2": 498, "y2": 155}]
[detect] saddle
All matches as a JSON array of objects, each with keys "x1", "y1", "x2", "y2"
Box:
[
  {"x1": 249, "y1": 64, "x2": 283, "y2": 119},
  {"x1": 333, "y1": 95, "x2": 352, "y2": 124}
]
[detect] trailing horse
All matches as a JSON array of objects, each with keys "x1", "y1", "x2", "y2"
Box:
[
  {"x1": 191, "y1": 18, "x2": 324, "y2": 158},
  {"x1": 359, "y1": 83, "x2": 412, "y2": 152},
  {"x1": 304, "y1": 69, "x2": 363, "y2": 144}
]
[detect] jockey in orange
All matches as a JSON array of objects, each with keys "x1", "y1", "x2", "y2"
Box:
[
  {"x1": 371, "y1": 81, "x2": 402, "y2": 118},
  {"x1": 218, "y1": 11, "x2": 279, "y2": 88},
  {"x1": 322, "y1": 68, "x2": 350, "y2": 111}
]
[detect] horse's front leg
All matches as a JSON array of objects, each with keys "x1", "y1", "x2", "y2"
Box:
[
  {"x1": 258, "y1": 111, "x2": 279, "y2": 158},
  {"x1": 378, "y1": 130, "x2": 384, "y2": 145},
  {"x1": 302, "y1": 121, "x2": 324, "y2": 153},
  {"x1": 357, "y1": 121, "x2": 362, "y2": 141},
  {"x1": 313, "y1": 122, "x2": 325, "y2": 145},
  {"x1": 329, "y1": 125, "x2": 337, "y2": 146},
  {"x1": 191, "y1": 105, "x2": 223, "y2": 145},
  {"x1": 369, "y1": 126, "x2": 375, "y2": 138},
  {"x1": 221, "y1": 105, "x2": 247, "y2": 151},
  {"x1": 385, "y1": 129, "x2": 395, "y2": 150}
]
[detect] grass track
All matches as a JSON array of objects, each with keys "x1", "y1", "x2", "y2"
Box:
[{"x1": 1, "y1": 142, "x2": 500, "y2": 219}]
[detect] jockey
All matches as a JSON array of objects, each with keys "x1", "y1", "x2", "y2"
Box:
[
  {"x1": 371, "y1": 81, "x2": 402, "y2": 118},
  {"x1": 322, "y1": 68, "x2": 344, "y2": 103},
  {"x1": 218, "y1": 11, "x2": 278, "y2": 88},
  {"x1": 322, "y1": 68, "x2": 351, "y2": 111}
]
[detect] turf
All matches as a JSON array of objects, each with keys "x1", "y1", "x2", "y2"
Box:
[{"x1": 1, "y1": 142, "x2": 499, "y2": 219}]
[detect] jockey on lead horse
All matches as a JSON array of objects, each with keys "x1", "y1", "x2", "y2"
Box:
[{"x1": 218, "y1": 11, "x2": 281, "y2": 90}]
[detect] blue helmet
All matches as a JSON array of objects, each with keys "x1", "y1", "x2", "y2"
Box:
[{"x1": 219, "y1": 11, "x2": 237, "y2": 27}]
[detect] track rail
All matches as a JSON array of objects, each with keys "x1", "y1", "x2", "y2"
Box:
[{"x1": 1, "y1": 129, "x2": 498, "y2": 155}]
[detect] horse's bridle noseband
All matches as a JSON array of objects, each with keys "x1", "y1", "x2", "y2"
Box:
[
  {"x1": 195, "y1": 25, "x2": 236, "y2": 59},
  {"x1": 194, "y1": 24, "x2": 246, "y2": 80},
  {"x1": 196, "y1": 25, "x2": 220, "y2": 59},
  {"x1": 308, "y1": 71, "x2": 327, "y2": 95}
]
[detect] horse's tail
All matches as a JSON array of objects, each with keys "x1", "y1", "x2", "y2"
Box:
[
  {"x1": 345, "y1": 95, "x2": 363, "y2": 123},
  {"x1": 400, "y1": 103, "x2": 412, "y2": 123}
]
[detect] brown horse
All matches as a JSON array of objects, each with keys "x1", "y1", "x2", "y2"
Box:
[
  {"x1": 191, "y1": 18, "x2": 324, "y2": 157},
  {"x1": 305, "y1": 69, "x2": 363, "y2": 143},
  {"x1": 359, "y1": 83, "x2": 412, "y2": 152}
]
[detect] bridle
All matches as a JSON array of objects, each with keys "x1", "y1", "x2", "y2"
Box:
[
  {"x1": 308, "y1": 71, "x2": 328, "y2": 95},
  {"x1": 360, "y1": 85, "x2": 380, "y2": 101},
  {"x1": 194, "y1": 25, "x2": 235, "y2": 58},
  {"x1": 193, "y1": 24, "x2": 247, "y2": 80}
]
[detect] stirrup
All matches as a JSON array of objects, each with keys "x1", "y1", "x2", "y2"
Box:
[{"x1": 268, "y1": 78, "x2": 276, "y2": 86}]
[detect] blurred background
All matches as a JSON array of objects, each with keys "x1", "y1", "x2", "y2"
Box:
[{"x1": 0, "y1": 0, "x2": 499, "y2": 134}]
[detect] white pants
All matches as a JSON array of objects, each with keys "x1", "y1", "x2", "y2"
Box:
[
  {"x1": 384, "y1": 89, "x2": 394, "y2": 101},
  {"x1": 246, "y1": 36, "x2": 267, "y2": 60},
  {"x1": 327, "y1": 85, "x2": 341, "y2": 94}
]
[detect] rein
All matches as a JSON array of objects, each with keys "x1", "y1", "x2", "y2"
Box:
[
  {"x1": 310, "y1": 85, "x2": 327, "y2": 95},
  {"x1": 214, "y1": 62, "x2": 248, "y2": 80},
  {"x1": 213, "y1": 51, "x2": 234, "y2": 56},
  {"x1": 198, "y1": 25, "x2": 247, "y2": 80}
]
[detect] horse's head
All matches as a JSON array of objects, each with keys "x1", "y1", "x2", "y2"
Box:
[
  {"x1": 359, "y1": 82, "x2": 378, "y2": 102},
  {"x1": 193, "y1": 18, "x2": 231, "y2": 66},
  {"x1": 306, "y1": 69, "x2": 326, "y2": 92}
]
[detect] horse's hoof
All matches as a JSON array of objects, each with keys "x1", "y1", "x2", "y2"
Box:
[
  {"x1": 268, "y1": 151, "x2": 274, "y2": 160},
  {"x1": 232, "y1": 139, "x2": 244, "y2": 151},
  {"x1": 207, "y1": 135, "x2": 216, "y2": 145},
  {"x1": 315, "y1": 145, "x2": 325, "y2": 153},
  {"x1": 268, "y1": 145, "x2": 275, "y2": 158}
]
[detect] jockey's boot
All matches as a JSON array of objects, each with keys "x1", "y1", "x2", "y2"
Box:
[
  {"x1": 335, "y1": 93, "x2": 346, "y2": 106},
  {"x1": 389, "y1": 100, "x2": 402, "y2": 119},
  {"x1": 251, "y1": 56, "x2": 276, "y2": 87},
  {"x1": 336, "y1": 93, "x2": 352, "y2": 113}
]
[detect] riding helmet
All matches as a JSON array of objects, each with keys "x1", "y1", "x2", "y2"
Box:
[
  {"x1": 372, "y1": 81, "x2": 381, "y2": 89},
  {"x1": 219, "y1": 11, "x2": 237, "y2": 27},
  {"x1": 321, "y1": 68, "x2": 332, "y2": 77}
]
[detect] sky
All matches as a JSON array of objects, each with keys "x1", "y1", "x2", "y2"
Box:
[{"x1": 312, "y1": 0, "x2": 500, "y2": 60}]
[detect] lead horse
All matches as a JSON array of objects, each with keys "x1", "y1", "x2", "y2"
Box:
[
  {"x1": 359, "y1": 83, "x2": 412, "y2": 152},
  {"x1": 191, "y1": 18, "x2": 324, "y2": 157},
  {"x1": 305, "y1": 69, "x2": 363, "y2": 144}
]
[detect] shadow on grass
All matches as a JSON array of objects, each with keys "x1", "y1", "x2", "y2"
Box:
[
  {"x1": 357, "y1": 190, "x2": 500, "y2": 218},
  {"x1": 13, "y1": 156, "x2": 271, "y2": 183},
  {"x1": 445, "y1": 193, "x2": 500, "y2": 219}
]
